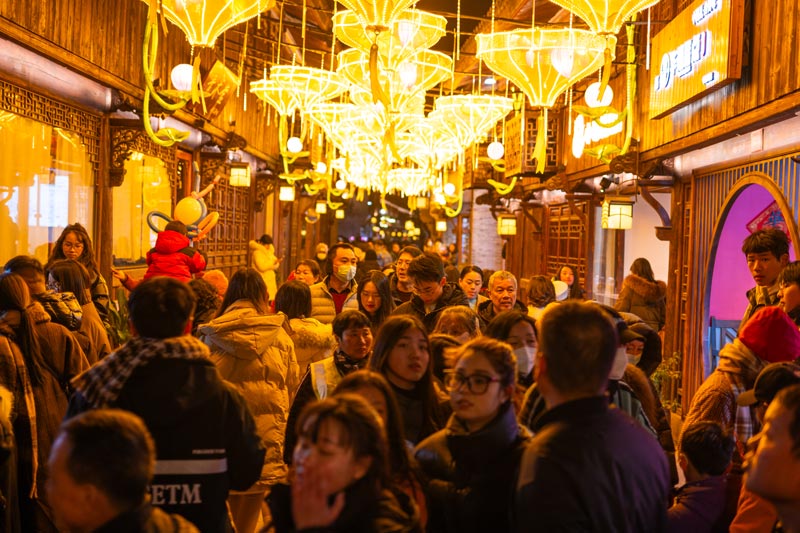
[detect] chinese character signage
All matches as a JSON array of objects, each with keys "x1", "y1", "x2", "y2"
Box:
[
  {"x1": 649, "y1": 0, "x2": 744, "y2": 119},
  {"x1": 747, "y1": 201, "x2": 791, "y2": 241}
]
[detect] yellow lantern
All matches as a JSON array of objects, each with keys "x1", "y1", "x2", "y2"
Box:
[
  {"x1": 549, "y1": 0, "x2": 659, "y2": 35},
  {"x1": 335, "y1": 0, "x2": 417, "y2": 31},
  {"x1": 153, "y1": 0, "x2": 273, "y2": 48}
]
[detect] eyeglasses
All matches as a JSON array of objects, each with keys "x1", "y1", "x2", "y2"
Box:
[
  {"x1": 412, "y1": 284, "x2": 440, "y2": 297},
  {"x1": 63, "y1": 242, "x2": 84, "y2": 250},
  {"x1": 444, "y1": 373, "x2": 501, "y2": 394}
]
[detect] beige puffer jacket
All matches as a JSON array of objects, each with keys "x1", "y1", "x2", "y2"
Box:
[
  {"x1": 309, "y1": 277, "x2": 359, "y2": 324},
  {"x1": 199, "y1": 301, "x2": 300, "y2": 484},
  {"x1": 287, "y1": 317, "x2": 337, "y2": 374}
]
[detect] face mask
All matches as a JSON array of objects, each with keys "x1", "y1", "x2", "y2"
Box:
[
  {"x1": 514, "y1": 346, "x2": 537, "y2": 377},
  {"x1": 609, "y1": 346, "x2": 629, "y2": 380},
  {"x1": 627, "y1": 351, "x2": 642, "y2": 366},
  {"x1": 335, "y1": 264, "x2": 357, "y2": 283}
]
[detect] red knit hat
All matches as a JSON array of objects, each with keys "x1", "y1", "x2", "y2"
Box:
[{"x1": 739, "y1": 306, "x2": 800, "y2": 363}]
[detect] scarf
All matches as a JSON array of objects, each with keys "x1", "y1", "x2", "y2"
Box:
[
  {"x1": 71, "y1": 336, "x2": 210, "y2": 408},
  {"x1": 717, "y1": 338, "x2": 766, "y2": 447},
  {"x1": 333, "y1": 349, "x2": 369, "y2": 375}
]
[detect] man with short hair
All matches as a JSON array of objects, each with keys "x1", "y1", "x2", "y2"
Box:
[
  {"x1": 309, "y1": 243, "x2": 360, "y2": 324},
  {"x1": 389, "y1": 245, "x2": 423, "y2": 305},
  {"x1": 744, "y1": 384, "x2": 800, "y2": 532},
  {"x1": 67, "y1": 277, "x2": 265, "y2": 533},
  {"x1": 477, "y1": 270, "x2": 527, "y2": 330},
  {"x1": 47, "y1": 409, "x2": 199, "y2": 532},
  {"x1": 515, "y1": 301, "x2": 670, "y2": 532},
  {"x1": 392, "y1": 251, "x2": 468, "y2": 331},
  {"x1": 741, "y1": 228, "x2": 790, "y2": 328}
]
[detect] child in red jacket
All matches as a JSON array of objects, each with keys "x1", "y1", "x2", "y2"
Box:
[{"x1": 144, "y1": 221, "x2": 206, "y2": 282}]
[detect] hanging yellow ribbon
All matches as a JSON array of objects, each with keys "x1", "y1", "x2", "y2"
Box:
[
  {"x1": 532, "y1": 109, "x2": 548, "y2": 174},
  {"x1": 487, "y1": 176, "x2": 518, "y2": 195}
]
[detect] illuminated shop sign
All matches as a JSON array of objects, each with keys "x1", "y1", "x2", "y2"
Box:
[{"x1": 649, "y1": 0, "x2": 743, "y2": 119}]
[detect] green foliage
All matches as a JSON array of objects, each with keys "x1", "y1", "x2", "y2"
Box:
[
  {"x1": 106, "y1": 288, "x2": 131, "y2": 348},
  {"x1": 652, "y1": 351, "x2": 682, "y2": 413}
]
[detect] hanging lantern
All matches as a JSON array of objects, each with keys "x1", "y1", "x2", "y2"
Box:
[
  {"x1": 229, "y1": 162, "x2": 251, "y2": 187},
  {"x1": 315, "y1": 200, "x2": 328, "y2": 214},
  {"x1": 497, "y1": 214, "x2": 517, "y2": 235},
  {"x1": 549, "y1": 0, "x2": 659, "y2": 35},
  {"x1": 477, "y1": 28, "x2": 614, "y2": 173},
  {"x1": 279, "y1": 185, "x2": 296, "y2": 202},
  {"x1": 335, "y1": 209, "x2": 346, "y2": 219},
  {"x1": 335, "y1": 0, "x2": 418, "y2": 31},
  {"x1": 333, "y1": 9, "x2": 447, "y2": 57},
  {"x1": 435, "y1": 220, "x2": 448, "y2": 232},
  {"x1": 152, "y1": 0, "x2": 274, "y2": 48},
  {"x1": 602, "y1": 196, "x2": 634, "y2": 229}
]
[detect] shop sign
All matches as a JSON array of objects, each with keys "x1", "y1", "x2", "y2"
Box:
[{"x1": 649, "y1": 0, "x2": 744, "y2": 119}]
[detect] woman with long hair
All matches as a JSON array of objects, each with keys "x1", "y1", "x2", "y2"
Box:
[
  {"x1": 46, "y1": 223, "x2": 109, "y2": 321},
  {"x1": 267, "y1": 394, "x2": 420, "y2": 532},
  {"x1": 526, "y1": 275, "x2": 556, "y2": 321},
  {"x1": 415, "y1": 337, "x2": 531, "y2": 533},
  {"x1": 553, "y1": 264, "x2": 585, "y2": 300},
  {"x1": 0, "y1": 272, "x2": 88, "y2": 532},
  {"x1": 274, "y1": 280, "x2": 337, "y2": 373},
  {"x1": 198, "y1": 268, "x2": 299, "y2": 533},
  {"x1": 483, "y1": 310, "x2": 539, "y2": 409},
  {"x1": 615, "y1": 257, "x2": 667, "y2": 331},
  {"x1": 358, "y1": 270, "x2": 395, "y2": 333},
  {"x1": 458, "y1": 266, "x2": 486, "y2": 311},
  {"x1": 368, "y1": 315, "x2": 449, "y2": 445},
  {"x1": 46, "y1": 259, "x2": 112, "y2": 363},
  {"x1": 333, "y1": 370, "x2": 428, "y2": 528}
]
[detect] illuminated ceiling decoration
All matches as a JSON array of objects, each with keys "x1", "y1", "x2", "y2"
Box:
[
  {"x1": 477, "y1": 28, "x2": 613, "y2": 172},
  {"x1": 338, "y1": 48, "x2": 452, "y2": 112},
  {"x1": 138, "y1": 0, "x2": 270, "y2": 146},
  {"x1": 430, "y1": 95, "x2": 515, "y2": 151},
  {"x1": 335, "y1": 0, "x2": 418, "y2": 31},
  {"x1": 548, "y1": 0, "x2": 659, "y2": 35},
  {"x1": 333, "y1": 9, "x2": 447, "y2": 58},
  {"x1": 153, "y1": 0, "x2": 274, "y2": 47}
]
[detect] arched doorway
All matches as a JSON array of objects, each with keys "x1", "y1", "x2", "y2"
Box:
[{"x1": 704, "y1": 175, "x2": 798, "y2": 377}]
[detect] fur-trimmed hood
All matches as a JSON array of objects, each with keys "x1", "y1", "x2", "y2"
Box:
[{"x1": 623, "y1": 274, "x2": 666, "y2": 303}]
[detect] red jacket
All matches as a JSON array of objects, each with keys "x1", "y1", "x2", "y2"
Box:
[{"x1": 144, "y1": 230, "x2": 206, "y2": 282}]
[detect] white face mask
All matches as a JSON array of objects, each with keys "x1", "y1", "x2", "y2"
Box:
[
  {"x1": 514, "y1": 346, "x2": 537, "y2": 377},
  {"x1": 627, "y1": 351, "x2": 642, "y2": 366},
  {"x1": 335, "y1": 264, "x2": 357, "y2": 283},
  {"x1": 609, "y1": 346, "x2": 629, "y2": 380}
]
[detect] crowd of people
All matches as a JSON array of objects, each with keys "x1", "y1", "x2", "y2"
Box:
[{"x1": 0, "y1": 226, "x2": 799, "y2": 532}]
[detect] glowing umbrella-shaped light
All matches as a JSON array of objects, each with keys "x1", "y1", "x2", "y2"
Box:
[
  {"x1": 477, "y1": 28, "x2": 614, "y2": 172},
  {"x1": 549, "y1": 0, "x2": 659, "y2": 35},
  {"x1": 333, "y1": 9, "x2": 447, "y2": 58},
  {"x1": 154, "y1": 0, "x2": 274, "y2": 47},
  {"x1": 336, "y1": 0, "x2": 417, "y2": 31}
]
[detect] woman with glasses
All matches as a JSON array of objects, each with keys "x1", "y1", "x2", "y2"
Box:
[
  {"x1": 46, "y1": 223, "x2": 110, "y2": 323},
  {"x1": 414, "y1": 337, "x2": 531, "y2": 533},
  {"x1": 368, "y1": 315, "x2": 449, "y2": 445}
]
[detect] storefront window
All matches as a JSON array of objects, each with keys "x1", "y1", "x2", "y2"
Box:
[
  {"x1": 112, "y1": 153, "x2": 172, "y2": 266},
  {"x1": 0, "y1": 113, "x2": 94, "y2": 264}
]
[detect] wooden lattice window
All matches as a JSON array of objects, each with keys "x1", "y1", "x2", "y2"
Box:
[
  {"x1": 544, "y1": 202, "x2": 589, "y2": 289},
  {"x1": 199, "y1": 154, "x2": 251, "y2": 277}
]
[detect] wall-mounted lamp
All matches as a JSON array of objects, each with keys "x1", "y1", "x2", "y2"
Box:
[
  {"x1": 435, "y1": 220, "x2": 447, "y2": 232},
  {"x1": 497, "y1": 214, "x2": 517, "y2": 236},
  {"x1": 602, "y1": 197, "x2": 634, "y2": 230},
  {"x1": 598, "y1": 174, "x2": 619, "y2": 192},
  {"x1": 228, "y1": 162, "x2": 251, "y2": 187},
  {"x1": 279, "y1": 185, "x2": 295, "y2": 202},
  {"x1": 335, "y1": 208, "x2": 345, "y2": 219}
]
